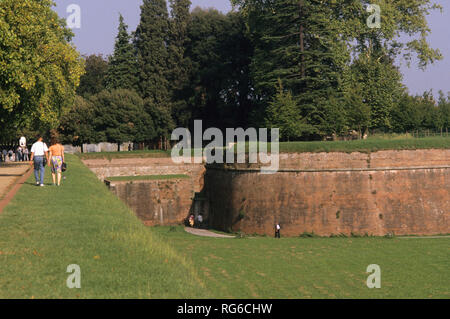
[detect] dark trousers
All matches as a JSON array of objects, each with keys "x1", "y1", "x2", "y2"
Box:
[{"x1": 275, "y1": 230, "x2": 280, "y2": 238}]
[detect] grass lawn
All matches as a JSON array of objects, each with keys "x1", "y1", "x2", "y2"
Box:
[
  {"x1": 77, "y1": 136, "x2": 450, "y2": 160},
  {"x1": 153, "y1": 226, "x2": 450, "y2": 299},
  {"x1": 78, "y1": 149, "x2": 172, "y2": 160},
  {"x1": 0, "y1": 155, "x2": 206, "y2": 299},
  {"x1": 106, "y1": 175, "x2": 189, "y2": 182},
  {"x1": 277, "y1": 136, "x2": 450, "y2": 153}
]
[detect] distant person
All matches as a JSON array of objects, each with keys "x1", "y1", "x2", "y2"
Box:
[
  {"x1": 2, "y1": 149, "x2": 7, "y2": 162},
  {"x1": 16, "y1": 146, "x2": 23, "y2": 162},
  {"x1": 23, "y1": 147, "x2": 29, "y2": 161},
  {"x1": 275, "y1": 223, "x2": 281, "y2": 238},
  {"x1": 197, "y1": 214, "x2": 203, "y2": 228},
  {"x1": 8, "y1": 149, "x2": 13, "y2": 161},
  {"x1": 189, "y1": 214, "x2": 195, "y2": 228},
  {"x1": 48, "y1": 137, "x2": 65, "y2": 186},
  {"x1": 30, "y1": 136, "x2": 49, "y2": 187}
]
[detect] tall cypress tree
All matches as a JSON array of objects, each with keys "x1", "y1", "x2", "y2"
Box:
[
  {"x1": 167, "y1": 0, "x2": 191, "y2": 91},
  {"x1": 167, "y1": 0, "x2": 191, "y2": 127},
  {"x1": 134, "y1": 0, "x2": 171, "y2": 107},
  {"x1": 105, "y1": 14, "x2": 138, "y2": 91}
]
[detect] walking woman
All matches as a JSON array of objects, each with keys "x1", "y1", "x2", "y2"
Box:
[{"x1": 48, "y1": 136, "x2": 65, "y2": 186}]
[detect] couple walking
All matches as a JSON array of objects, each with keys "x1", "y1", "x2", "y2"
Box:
[{"x1": 30, "y1": 135, "x2": 65, "y2": 187}]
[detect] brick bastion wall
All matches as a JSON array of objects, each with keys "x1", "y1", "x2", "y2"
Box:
[
  {"x1": 82, "y1": 157, "x2": 205, "y2": 226},
  {"x1": 204, "y1": 150, "x2": 450, "y2": 236},
  {"x1": 82, "y1": 150, "x2": 449, "y2": 236}
]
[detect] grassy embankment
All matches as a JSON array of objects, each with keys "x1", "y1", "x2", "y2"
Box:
[
  {"x1": 0, "y1": 155, "x2": 206, "y2": 298},
  {"x1": 77, "y1": 136, "x2": 450, "y2": 160}
]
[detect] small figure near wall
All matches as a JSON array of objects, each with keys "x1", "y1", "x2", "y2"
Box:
[
  {"x1": 189, "y1": 214, "x2": 195, "y2": 228},
  {"x1": 275, "y1": 223, "x2": 281, "y2": 238}
]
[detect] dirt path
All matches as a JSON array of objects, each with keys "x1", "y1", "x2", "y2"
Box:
[
  {"x1": 0, "y1": 163, "x2": 31, "y2": 214},
  {"x1": 184, "y1": 227, "x2": 235, "y2": 238}
]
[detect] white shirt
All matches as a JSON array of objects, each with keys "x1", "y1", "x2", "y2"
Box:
[{"x1": 31, "y1": 141, "x2": 48, "y2": 156}]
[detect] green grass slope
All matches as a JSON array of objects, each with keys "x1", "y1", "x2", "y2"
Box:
[{"x1": 0, "y1": 155, "x2": 206, "y2": 299}]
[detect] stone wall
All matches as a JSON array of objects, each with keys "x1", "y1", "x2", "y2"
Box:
[
  {"x1": 83, "y1": 150, "x2": 450, "y2": 235},
  {"x1": 205, "y1": 150, "x2": 450, "y2": 236},
  {"x1": 105, "y1": 178, "x2": 195, "y2": 226},
  {"x1": 84, "y1": 157, "x2": 205, "y2": 225},
  {"x1": 63, "y1": 142, "x2": 134, "y2": 154},
  {"x1": 83, "y1": 157, "x2": 205, "y2": 192}
]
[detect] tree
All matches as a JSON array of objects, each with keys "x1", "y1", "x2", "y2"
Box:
[
  {"x1": 134, "y1": 0, "x2": 171, "y2": 107},
  {"x1": 105, "y1": 15, "x2": 138, "y2": 91},
  {"x1": 59, "y1": 96, "x2": 95, "y2": 150},
  {"x1": 182, "y1": 8, "x2": 255, "y2": 131},
  {"x1": 167, "y1": 0, "x2": 191, "y2": 92},
  {"x1": 265, "y1": 79, "x2": 314, "y2": 141},
  {"x1": 231, "y1": 0, "x2": 352, "y2": 138},
  {"x1": 77, "y1": 54, "x2": 109, "y2": 97},
  {"x1": 90, "y1": 89, "x2": 155, "y2": 150},
  {"x1": 145, "y1": 99, "x2": 175, "y2": 148},
  {"x1": 0, "y1": 0, "x2": 84, "y2": 139},
  {"x1": 343, "y1": 84, "x2": 371, "y2": 137},
  {"x1": 232, "y1": 0, "x2": 443, "y2": 136},
  {"x1": 437, "y1": 91, "x2": 450, "y2": 133},
  {"x1": 349, "y1": 53, "x2": 405, "y2": 131}
]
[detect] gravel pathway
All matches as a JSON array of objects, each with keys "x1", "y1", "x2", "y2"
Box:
[
  {"x1": 0, "y1": 163, "x2": 31, "y2": 214},
  {"x1": 184, "y1": 227, "x2": 235, "y2": 238}
]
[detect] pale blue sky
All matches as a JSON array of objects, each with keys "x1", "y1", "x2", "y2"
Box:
[{"x1": 53, "y1": 0, "x2": 449, "y2": 97}]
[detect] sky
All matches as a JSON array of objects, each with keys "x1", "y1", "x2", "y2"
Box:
[{"x1": 52, "y1": 0, "x2": 449, "y2": 97}]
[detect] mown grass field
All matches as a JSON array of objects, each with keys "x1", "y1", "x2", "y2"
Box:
[
  {"x1": 0, "y1": 155, "x2": 206, "y2": 298},
  {"x1": 153, "y1": 227, "x2": 450, "y2": 299},
  {"x1": 0, "y1": 155, "x2": 448, "y2": 298},
  {"x1": 77, "y1": 136, "x2": 450, "y2": 160},
  {"x1": 277, "y1": 136, "x2": 450, "y2": 153}
]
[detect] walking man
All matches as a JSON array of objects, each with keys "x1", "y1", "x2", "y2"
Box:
[{"x1": 30, "y1": 136, "x2": 49, "y2": 187}]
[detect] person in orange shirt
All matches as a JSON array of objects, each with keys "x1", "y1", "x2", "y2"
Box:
[{"x1": 48, "y1": 136, "x2": 65, "y2": 186}]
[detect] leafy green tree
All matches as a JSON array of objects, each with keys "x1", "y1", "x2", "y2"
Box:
[
  {"x1": 349, "y1": 54, "x2": 405, "y2": 131},
  {"x1": 90, "y1": 89, "x2": 155, "y2": 150},
  {"x1": 105, "y1": 15, "x2": 139, "y2": 91},
  {"x1": 77, "y1": 55, "x2": 109, "y2": 97},
  {"x1": 437, "y1": 91, "x2": 450, "y2": 132},
  {"x1": 182, "y1": 8, "x2": 255, "y2": 130},
  {"x1": 343, "y1": 84, "x2": 371, "y2": 137},
  {"x1": 0, "y1": 0, "x2": 84, "y2": 138},
  {"x1": 145, "y1": 99, "x2": 175, "y2": 144},
  {"x1": 265, "y1": 80, "x2": 313, "y2": 141},
  {"x1": 59, "y1": 96, "x2": 96, "y2": 150}
]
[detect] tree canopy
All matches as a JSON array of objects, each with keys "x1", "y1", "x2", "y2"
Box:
[{"x1": 0, "y1": 0, "x2": 84, "y2": 141}]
